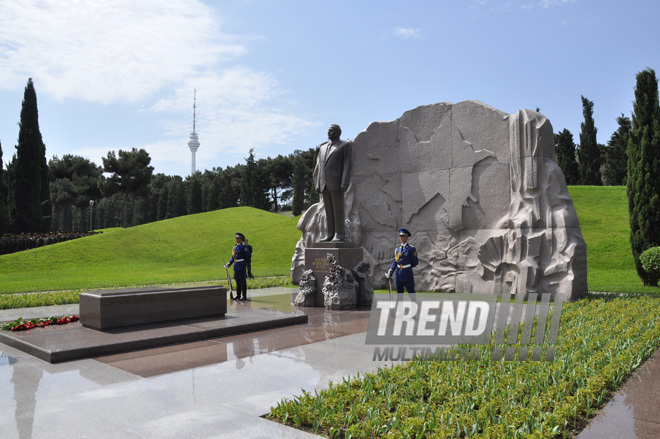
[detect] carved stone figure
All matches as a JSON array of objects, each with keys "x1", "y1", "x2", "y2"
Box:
[
  {"x1": 294, "y1": 270, "x2": 316, "y2": 307},
  {"x1": 313, "y1": 124, "x2": 353, "y2": 242},
  {"x1": 292, "y1": 101, "x2": 588, "y2": 301},
  {"x1": 323, "y1": 254, "x2": 358, "y2": 309}
]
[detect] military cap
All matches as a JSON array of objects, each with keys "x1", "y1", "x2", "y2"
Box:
[
  {"x1": 235, "y1": 232, "x2": 245, "y2": 240},
  {"x1": 398, "y1": 228, "x2": 411, "y2": 237}
]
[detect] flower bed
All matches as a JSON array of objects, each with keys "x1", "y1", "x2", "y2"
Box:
[
  {"x1": 269, "y1": 295, "x2": 660, "y2": 438},
  {"x1": 2, "y1": 315, "x2": 80, "y2": 331}
]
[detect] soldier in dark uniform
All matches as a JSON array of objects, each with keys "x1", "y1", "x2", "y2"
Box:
[
  {"x1": 244, "y1": 238, "x2": 254, "y2": 279},
  {"x1": 225, "y1": 232, "x2": 252, "y2": 300},
  {"x1": 385, "y1": 228, "x2": 418, "y2": 294}
]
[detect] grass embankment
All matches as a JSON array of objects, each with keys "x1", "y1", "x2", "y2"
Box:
[
  {"x1": 0, "y1": 207, "x2": 299, "y2": 295},
  {"x1": 1, "y1": 186, "x2": 659, "y2": 308},
  {"x1": 270, "y1": 294, "x2": 660, "y2": 438},
  {"x1": 568, "y1": 185, "x2": 656, "y2": 293}
]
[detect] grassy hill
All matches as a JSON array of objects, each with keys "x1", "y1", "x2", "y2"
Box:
[
  {"x1": 0, "y1": 207, "x2": 301, "y2": 294},
  {"x1": 1, "y1": 187, "x2": 658, "y2": 295},
  {"x1": 568, "y1": 185, "x2": 658, "y2": 293}
]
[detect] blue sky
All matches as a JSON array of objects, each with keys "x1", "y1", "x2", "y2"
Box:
[{"x1": 1, "y1": 0, "x2": 658, "y2": 177}]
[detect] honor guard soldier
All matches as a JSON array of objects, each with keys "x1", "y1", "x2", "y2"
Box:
[
  {"x1": 385, "y1": 228, "x2": 418, "y2": 294},
  {"x1": 225, "y1": 232, "x2": 252, "y2": 300}
]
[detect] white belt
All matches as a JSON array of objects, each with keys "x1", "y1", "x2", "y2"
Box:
[
  {"x1": 235, "y1": 259, "x2": 244, "y2": 262},
  {"x1": 398, "y1": 264, "x2": 411, "y2": 269}
]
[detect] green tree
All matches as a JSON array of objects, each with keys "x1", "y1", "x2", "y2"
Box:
[
  {"x1": 602, "y1": 114, "x2": 631, "y2": 186},
  {"x1": 240, "y1": 149, "x2": 269, "y2": 210},
  {"x1": 101, "y1": 148, "x2": 153, "y2": 228},
  {"x1": 201, "y1": 169, "x2": 221, "y2": 212},
  {"x1": 577, "y1": 96, "x2": 602, "y2": 185},
  {"x1": 8, "y1": 78, "x2": 50, "y2": 232},
  {"x1": 264, "y1": 154, "x2": 293, "y2": 211},
  {"x1": 292, "y1": 154, "x2": 305, "y2": 216},
  {"x1": 148, "y1": 173, "x2": 170, "y2": 221},
  {"x1": 218, "y1": 166, "x2": 241, "y2": 208},
  {"x1": 186, "y1": 172, "x2": 203, "y2": 214},
  {"x1": 49, "y1": 155, "x2": 102, "y2": 231},
  {"x1": 627, "y1": 68, "x2": 660, "y2": 286},
  {"x1": 0, "y1": 139, "x2": 9, "y2": 235},
  {"x1": 290, "y1": 147, "x2": 319, "y2": 215},
  {"x1": 165, "y1": 176, "x2": 186, "y2": 219},
  {"x1": 554, "y1": 129, "x2": 580, "y2": 185}
]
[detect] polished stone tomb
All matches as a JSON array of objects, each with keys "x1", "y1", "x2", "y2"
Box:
[{"x1": 80, "y1": 286, "x2": 227, "y2": 330}]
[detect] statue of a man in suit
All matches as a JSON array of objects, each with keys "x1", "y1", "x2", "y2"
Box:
[{"x1": 313, "y1": 124, "x2": 352, "y2": 242}]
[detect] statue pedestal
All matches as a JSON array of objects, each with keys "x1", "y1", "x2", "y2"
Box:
[{"x1": 305, "y1": 242, "x2": 364, "y2": 307}]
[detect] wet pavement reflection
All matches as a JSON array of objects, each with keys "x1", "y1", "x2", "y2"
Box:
[
  {"x1": 577, "y1": 349, "x2": 660, "y2": 439},
  {"x1": 94, "y1": 291, "x2": 371, "y2": 377},
  {"x1": 4, "y1": 290, "x2": 659, "y2": 438}
]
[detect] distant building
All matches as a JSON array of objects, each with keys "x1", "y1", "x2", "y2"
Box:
[{"x1": 187, "y1": 89, "x2": 200, "y2": 174}]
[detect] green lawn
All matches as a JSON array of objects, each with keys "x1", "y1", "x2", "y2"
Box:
[
  {"x1": 569, "y1": 186, "x2": 658, "y2": 293},
  {"x1": 0, "y1": 207, "x2": 300, "y2": 294},
  {"x1": 1, "y1": 187, "x2": 658, "y2": 298}
]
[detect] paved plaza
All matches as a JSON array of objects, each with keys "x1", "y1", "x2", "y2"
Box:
[{"x1": 1, "y1": 288, "x2": 659, "y2": 438}]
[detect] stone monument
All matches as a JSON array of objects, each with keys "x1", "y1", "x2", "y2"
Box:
[
  {"x1": 299, "y1": 124, "x2": 372, "y2": 308},
  {"x1": 292, "y1": 101, "x2": 587, "y2": 301}
]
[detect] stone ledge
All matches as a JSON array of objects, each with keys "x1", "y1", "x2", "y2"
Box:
[
  {"x1": 0, "y1": 307, "x2": 308, "y2": 363},
  {"x1": 80, "y1": 286, "x2": 228, "y2": 330}
]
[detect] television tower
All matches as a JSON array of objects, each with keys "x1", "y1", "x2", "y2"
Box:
[{"x1": 187, "y1": 89, "x2": 200, "y2": 174}]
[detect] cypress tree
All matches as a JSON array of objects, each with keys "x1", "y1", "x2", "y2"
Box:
[
  {"x1": 554, "y1": 129, "x2": 580, "y2": 185},
  {"x1": 602, "y1": 114, "x2": 631, "y2": 185},
  {"x1": 577, "y1": 96, "x2": 602, "y2": 185},
  {"x1": 0, "y1": 139, "x2": 10, "y2": 235},
  {"x1": 627, "y1": 68, "x2": 660, "y2": 286},
  {"x1": 240, "y1": 149, "x2": 269, "y2": 210},
  {"x1": 8, "y1": 78, "x2": 50, "y2": 232},
  {"x1": 186, "y1": 172, "x2": 203, "y2": 214},
  {"x1": 291, "y1": 154, "x2": 305, "y2": 216}
]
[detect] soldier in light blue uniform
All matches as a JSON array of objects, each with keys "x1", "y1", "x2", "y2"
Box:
[
  {"x1": 225, "y1": 232, "x2": 252, "y2": 300},
  {"x1": 385, "y1": 228, "x2": 418, "y2": 294}
]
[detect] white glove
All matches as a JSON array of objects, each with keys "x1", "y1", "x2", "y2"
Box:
[
  {"x1": 385, "y1": 269, "x2": 392, "y2": 279},
  {"x1": 224, "y1": 263, "x2": 229, "y2": 268}
]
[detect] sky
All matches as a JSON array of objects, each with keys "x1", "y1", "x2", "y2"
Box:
[{"x1": 0, "y1": 0, "x2": 658, "y2": 178}]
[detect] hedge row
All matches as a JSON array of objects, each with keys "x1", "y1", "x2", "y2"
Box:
[{"x1": 0, "y1": 231, "x2": 102, "y2": 255}]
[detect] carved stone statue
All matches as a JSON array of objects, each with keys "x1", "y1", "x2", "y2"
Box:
[
  {"x1": 293, "y1": 101, "x2": 588, "y2": 302},
  {"x1": 313, "y1": 124, "x2": 353, "y2": 242}
]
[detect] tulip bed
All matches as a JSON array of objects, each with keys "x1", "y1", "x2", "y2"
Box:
[{"x1": 269, "y1": 294, "x2": 660, "y2": 438}]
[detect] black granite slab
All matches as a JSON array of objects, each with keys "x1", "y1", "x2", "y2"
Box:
[{"x1": 0, "y1": 307, "x2": 308, "y2": 363}]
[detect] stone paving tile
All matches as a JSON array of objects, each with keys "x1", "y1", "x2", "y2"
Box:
[{"x1": 3, "y1": 291, "x2": 660, "y2": 439}]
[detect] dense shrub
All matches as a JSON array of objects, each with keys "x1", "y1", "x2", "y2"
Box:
[
  {"x1": 0, "y1": 231, "x2": 101, "y2": 255},
  {"x1": 640, "y1": 246, "x2": 660, "y2": 283}
]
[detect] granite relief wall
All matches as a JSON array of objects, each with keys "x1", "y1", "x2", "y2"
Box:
[{"x1": 292, "y1": 100, "x2": 587, "y2": 301}]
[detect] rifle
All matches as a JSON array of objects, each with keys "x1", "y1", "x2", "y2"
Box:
[
  {"x1": 388, "y1": 275, "x2": 393, "y2": 300},
  {"x1": 223, "y1": 257, "x2": 235, "y2": 300}
]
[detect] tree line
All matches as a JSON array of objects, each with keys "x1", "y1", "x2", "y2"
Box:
[
  {"x1": 554, "y1": 94, "x2": 631, "y2": 186},
  {"x1": 1, "y1": 71, "x2": 660, "y2": 286},
  {"x1": 0, "y1": 79, "x2": 319, "y2": 235}
]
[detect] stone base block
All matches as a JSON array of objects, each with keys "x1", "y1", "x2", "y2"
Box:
[
  {"x1": 80, "y1": 286, "x2": 227, "y2": 330},
  {"x1": 305, "y1": 246, "x2": 364, "y2": 307}
]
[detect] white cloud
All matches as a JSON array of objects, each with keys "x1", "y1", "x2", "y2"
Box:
[
  {"x1": 393, "y1": 27, "x2": 421, "y2": 39},
  {"x1": 0, "y1": 0, "x2": 319, "y2": 175},
  {"x1": 0, "y1": 0, "x2": 244, "y2": 103},
  {"x1": 539, "y1": 0, "x2": 576, "y2": 8},
  {"x1": 146, "y1": 67, "x2": 317, "y2": 170}
]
